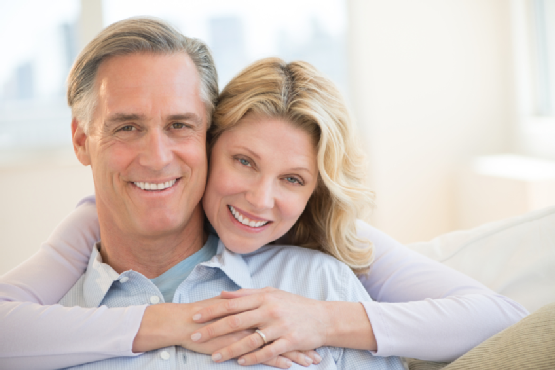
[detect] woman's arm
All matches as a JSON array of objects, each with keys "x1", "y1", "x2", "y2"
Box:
[
  {"x1": 352, "y1": 220, "x2": 528, "y2": 361},
  {"x1": 0, "y1": 196, "x2": 145, "y2": 369},
  {"x1": 189, "y1": 220, "x2": 529, "y2": 364},
  {"x1": 0, "y1": 196, "x2": 312, "y2": 369}
]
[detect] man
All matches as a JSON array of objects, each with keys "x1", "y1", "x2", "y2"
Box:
[{"x1": 54, "y1": 17, "x2": 399, "y2": 369}]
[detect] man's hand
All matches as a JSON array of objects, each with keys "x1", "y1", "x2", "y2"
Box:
[{"x1": 189, "y1": 288, "x2": 331, "y2": 366}]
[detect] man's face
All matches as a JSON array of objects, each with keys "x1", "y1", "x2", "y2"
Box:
[{"x1": 73, "y1": 53, "x2": 208, "y2": 239}]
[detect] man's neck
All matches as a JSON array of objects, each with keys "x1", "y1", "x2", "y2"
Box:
[{"x1": 97, "y1": 206, "x2": 207, "y2": 279}]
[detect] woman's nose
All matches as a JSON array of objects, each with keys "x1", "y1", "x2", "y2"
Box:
[{"x1": 245, "y1": 178, "x2": 275, "y2": 210}]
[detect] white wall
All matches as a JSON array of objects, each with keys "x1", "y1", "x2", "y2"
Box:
[
  {"x1": 0, "y1": 152, "x2": 93, "y2": 275},
  {"x1": 348, "y1": 0, "x2": 516, "y2": 243},
  {"x1": 0, "y1": 0, "x2": 521, "y2": 274}
]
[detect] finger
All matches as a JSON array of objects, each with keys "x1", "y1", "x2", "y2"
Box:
[
  {"x1": 235, "y1": 339, "x2": 291, "y2": 366},
  {"x1": 302, "y1": 350, "x2": 322, "y2": 364},
  {"x1": 213, "y1": 329, "x2": 288, "y2": 364},
  {"x1": 192, "y1": 294, "x2": 264, "y2": 323},
  {"x1": 280, "y1": 351, "x2": 314, "y2": 367},
  {"x1": 220, "y1": 287, "x2": 274, "y2": 299},
  {"x1": 192, "y1": 309, "x2": 265, "y2": 343},
  {"x1": 260, "y1": 356, "x2": 293, "y2": 369}
]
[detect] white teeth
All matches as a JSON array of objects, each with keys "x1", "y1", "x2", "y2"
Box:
[
  {"x1": 229, "y1": 206, "x2": 269, "y2": 228},
  {"x1": 134, "y1": 179, "x2": 177, "y2": 191}
]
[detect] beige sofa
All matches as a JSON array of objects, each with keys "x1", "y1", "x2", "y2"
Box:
[{"x1": 407, "y1": 206, "x2": 555, "y2": 369}]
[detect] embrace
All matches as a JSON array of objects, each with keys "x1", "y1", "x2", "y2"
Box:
[{"x1": 0, "y1": 17, "x2": 527, "y2": 369}]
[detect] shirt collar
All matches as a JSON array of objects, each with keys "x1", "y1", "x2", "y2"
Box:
[
  {"x1": 81, "y1": 237, "x2": 255, "y2": 307},
  {"x1": 200, "y1": 239, "x2": 254, "y2": 290},
  {"x1": 82, "y1": 243, "x2": 121, "y2": 307}
]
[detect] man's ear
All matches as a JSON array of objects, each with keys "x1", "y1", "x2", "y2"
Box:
[{"x1": 72, "y1": 118, "x2": 91, "y2": 166}]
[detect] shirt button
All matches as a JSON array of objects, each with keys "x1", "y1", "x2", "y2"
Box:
[
  {"x1": 160, "y1": 350, "x2": 170, "y2": 360},
  {"x1": 119, "y1": 277, "x2": 129, "y2": 283},
  {"x1": 150, "y1": 296, "x2": 160, "y2": 304}
]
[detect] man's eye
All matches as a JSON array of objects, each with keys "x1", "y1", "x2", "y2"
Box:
[
  {"x1": 118, "y1": 125, "x2": 135, "y2": 132},
  {"x1": 171, "y1": 122, "x2": 187, "y2": 129}
]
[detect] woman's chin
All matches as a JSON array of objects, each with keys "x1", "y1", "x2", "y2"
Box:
[{"x1": 222, "y1": 237, "x2": 266, "y2": 255}]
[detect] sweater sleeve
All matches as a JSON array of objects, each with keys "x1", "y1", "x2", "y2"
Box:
[
  {"x1": 0, "y1": 195, "x2": 145, "y2": 370},
  {"x1": 356, "y1": 220, "x2": 529, "y2": 362}
]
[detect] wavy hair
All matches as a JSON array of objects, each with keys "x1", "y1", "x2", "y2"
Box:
[{"x1": 210, "y1": 58, "x2": 375, "y2": 272}]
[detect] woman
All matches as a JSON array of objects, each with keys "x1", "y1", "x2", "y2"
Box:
[{"x1": 0, "y1": 20, "x2": 527, "y2": 370}]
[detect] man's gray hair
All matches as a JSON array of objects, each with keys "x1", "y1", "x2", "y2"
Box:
[{"x1": 67, "y1": 17, "x2": 218, "y2": 133}]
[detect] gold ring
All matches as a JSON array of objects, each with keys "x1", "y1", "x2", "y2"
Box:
[{"x1": 255, "y1": 329, "x2": 268, "y2": 344}]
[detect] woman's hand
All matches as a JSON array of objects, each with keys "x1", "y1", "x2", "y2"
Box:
[
  {"x1": 133, "y1": 298, "x2": 242, "y2": 354},
  {"x1": 132, "y1": 298, "x2": 323, "y2": 368},
  {"x1": 190, "y1": 287, "x2": 332, "y2": 366}
]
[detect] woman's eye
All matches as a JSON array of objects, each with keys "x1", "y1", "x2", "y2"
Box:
[
  {"x1": 239, "y1": 158, "x2": 251, "y2": 167},
  {"x1": 285, "y1": 176, "x2": 303, "y2": 185}
]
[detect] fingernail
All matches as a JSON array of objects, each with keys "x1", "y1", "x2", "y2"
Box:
[
  {"x1": 314, "y1": 353, "x2": 322, "y2": 363},
  {"x1": 192, "y1": 313, "x2": 201, "y2": 321},
  {"x1": 191, "y1": 333, "x2": 201, "y2": 341},
  {"x1": 237, "y1": 358, "x2": 245, "y2": 365},
  {"x1": 305, "y1": 356, "x2": 313, "y2": 364},
  {"x1": 284, "y1": 359, "x2": 293, "y2": 368},
  {"x1": 212, "y1": 353, "x2": 222, "y2": 361}
]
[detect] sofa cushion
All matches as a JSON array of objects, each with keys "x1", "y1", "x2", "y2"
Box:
[
  {"x1": 409, "y1": 206, "x2": 555, "y2": 313},
  {"x1": 406, "y1": 302, "x2": 555, "y2": 370}
]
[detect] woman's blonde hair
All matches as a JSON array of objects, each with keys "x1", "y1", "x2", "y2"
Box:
[{"x1": 210, "y1": 57, "x2": 375, "y2": 272}]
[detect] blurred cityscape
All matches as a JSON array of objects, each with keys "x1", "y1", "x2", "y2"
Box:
[{"x1": 0, "y1": 8, "x2": 347, "y2": 151}]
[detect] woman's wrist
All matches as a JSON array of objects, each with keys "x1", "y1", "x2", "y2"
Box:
[
  {"x1": 132, "y1": 303, "x2": 192, "y2": 353},
  {"x1": 323, "y1": 301, "x2": 377, "y2": 351}
]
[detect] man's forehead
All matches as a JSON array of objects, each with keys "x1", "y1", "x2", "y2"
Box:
[
  {"x1": 92, "y1": 52, "x2": 207, "y2": 126},
  {"x1": 95, "y1": 52, "x2": 200, "y2": 91}
]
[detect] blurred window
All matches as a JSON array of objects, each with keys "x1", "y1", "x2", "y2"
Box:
[
  {"x1": 513, "y1": 0, "x2": 555, "y2": 160},
  {"x1": 0, "y1": 0, "x2": 348, "y2": 157},
  {"x1": 531, "y1": 0, "x2": 555, "y2": 116},
  {"x1": 0, "y1": 0, "x2": 79, "y2": 155}
]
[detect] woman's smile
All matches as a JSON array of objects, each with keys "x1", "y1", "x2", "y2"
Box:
[{"x1": 228, "y1": 205, "x2": 271, "y2": 228}]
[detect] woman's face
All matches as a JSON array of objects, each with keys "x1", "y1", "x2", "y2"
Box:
[{"x1": 203, "y1": 113, "x2": 318, "y2": 254}]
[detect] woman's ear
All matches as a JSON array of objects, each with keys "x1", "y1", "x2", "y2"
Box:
[{"x1": 72, "y1": 118, "x2": 91, "y2": 166}]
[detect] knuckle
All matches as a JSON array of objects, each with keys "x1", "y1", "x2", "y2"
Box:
[
  {"x1": 266, "y1": 345, "x2": 279, "y2": 358},
  {"x1": 223, "y1": 345, "x2": 239, "y2": 359},
  {"x1": 247, "y1": 333, "x2": 262, "y2": 348},
  {"x1": 226, "y1": 314, "x2": 242, "y2": 329},
  {"x1": 287, "y1": 331, "x2": 302, "y2": 345},
  {"x1": 204, "y1": 324, "x2": 217, "y2": 338},
  {"x1": 224, "y1": 299, "x2": 237, "y2": 312},
  {"x1": 268, "y1": 306, "x2": 284, "y2": 320},
  {"x1": 202, "y1": 305, "x2": 214, "y2": 318}
]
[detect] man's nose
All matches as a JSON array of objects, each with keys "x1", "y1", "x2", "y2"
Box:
[
  {"x1": 245, "y1": 177, "x2": 275, "y2": 210},
  {"x1": 139, "y1": 129, "x2": 173, "y2": 170}
]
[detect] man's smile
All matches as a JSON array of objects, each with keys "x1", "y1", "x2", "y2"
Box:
[{"x1": 132, "y1": 178, "x2": 180, "y2": 191}]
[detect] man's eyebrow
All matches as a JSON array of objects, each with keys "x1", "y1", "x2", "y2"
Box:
[
  {"x1": 167, "y1": 113, "x2": 203, "y2": 127},
  {"x1": 104, "y1": 113, "x2": 146, "y2": 126},
  {"x1": 104, "y1": 113, "x2": 203, "y2": 127}
]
